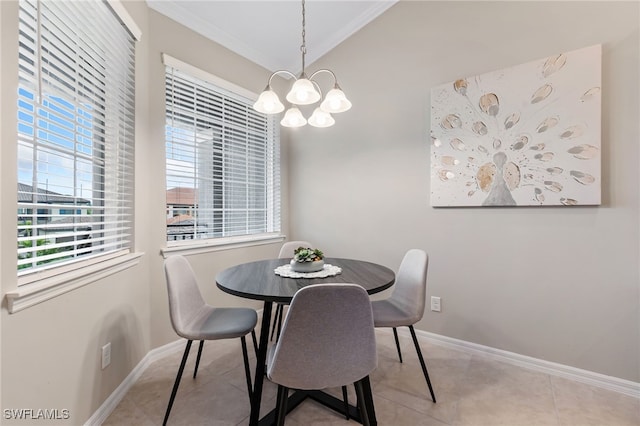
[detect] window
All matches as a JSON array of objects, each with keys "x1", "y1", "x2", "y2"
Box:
[
  {"x1": 164, "y1": 58, "x2": 281, "y2": 243},
  {"x1": 17, "y1": 0, "x2": 136, "y2": 276}
]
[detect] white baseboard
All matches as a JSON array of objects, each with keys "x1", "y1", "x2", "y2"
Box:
[
  {"x1": 84, "y1": 339, "x2": 184, "y2": 426},
  {"x1": 406, "y1": 328, "x2": 640, "y2": 399},
  {"x1": 87, "y1": 327, "x2": 639, "y2": 425}
]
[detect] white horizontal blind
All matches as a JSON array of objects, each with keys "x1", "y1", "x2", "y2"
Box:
[
  {"x1": 165, "y1": 66, "x2": 280, "y2": 242},
  {"x1": 17, "y1": 0, "x2": 136, "y2": 275}
]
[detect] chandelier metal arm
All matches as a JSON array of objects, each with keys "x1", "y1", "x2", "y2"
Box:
[
  {"x1": 266, "y1": 70, "x2": 298, "y2": 87},
  {"x1": 309, "y1": 69, "x2": 339, "y2": 88}
]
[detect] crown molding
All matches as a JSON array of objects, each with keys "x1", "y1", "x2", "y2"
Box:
[{"x1": 147, "y1": 1, "x2": 397, "y2": 74}]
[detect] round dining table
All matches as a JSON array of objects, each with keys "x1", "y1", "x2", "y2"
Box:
[{"x1": 216, "y1": 257, "x2": 395, "y2": 426}]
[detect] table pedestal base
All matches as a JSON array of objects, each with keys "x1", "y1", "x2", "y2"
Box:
[{"x1": 258, "y1": 389, "x2": 374, "y2": 425}]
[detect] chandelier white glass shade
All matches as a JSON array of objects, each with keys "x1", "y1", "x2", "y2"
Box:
[
  {"x1": 252, "y1": 0, "x2": 351, "y2": 128},
  {"x1": 280, "y1": 106, "x2": 307, "y2": 127},
  {"x1": 307, "y1": 107, "x2": 335, "y2": 128},
  {"x1": 321, "y1": 87, "x2": 352, "y2": 113},
  {"x1": 286, "y1": 77, "x2": 321, "y2": 105},
  {"x1": 253, "y1": 88, "x2": 285, "y2": 114}
]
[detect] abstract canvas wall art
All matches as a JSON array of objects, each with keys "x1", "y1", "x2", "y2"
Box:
[{"x1": 430, "y1": 44, "x2": 601, "y2": 207}]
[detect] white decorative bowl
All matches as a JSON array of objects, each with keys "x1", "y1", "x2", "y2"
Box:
[{"x1": 290, "y1": 259, "x2": 325, "y2": 273}]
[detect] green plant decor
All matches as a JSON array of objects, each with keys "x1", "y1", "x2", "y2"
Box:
[{"x1": 293, "y1": 247, "x2": 324, "y2": 263}]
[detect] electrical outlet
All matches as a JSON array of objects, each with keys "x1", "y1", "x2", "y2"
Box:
[
  {"x1": 101, "y1": 342, "x2": 111, "y2": 369},
  {"x1": 431, "y1": 296, "x2": 441, "y2": 312}
]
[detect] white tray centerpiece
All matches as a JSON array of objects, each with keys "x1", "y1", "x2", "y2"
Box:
[{"x1": 290, "y1": 247, "x2": 325, "y2": 272}]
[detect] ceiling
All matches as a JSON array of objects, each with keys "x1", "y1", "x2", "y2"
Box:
[{"x1": 146, "y1": 0, "x2": 397, "y2": 74}]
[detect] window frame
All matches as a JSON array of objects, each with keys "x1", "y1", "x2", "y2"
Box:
[
  {"x1": 6, "y1": 0, "x2": 143, "y2": 313},
  {"x1": 161, "y1": 54, "x2": 283, "y2": 257}
]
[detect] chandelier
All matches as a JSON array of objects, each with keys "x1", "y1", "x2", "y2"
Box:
[{"x1": 252, "y1": 0, "x2": 352, "y2": 128}]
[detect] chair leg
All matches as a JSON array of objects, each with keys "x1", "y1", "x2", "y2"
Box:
[
  {"x1": 270, "y1": 304, "x2": 283, "y2": 341},
  {"x1": 193, "y1": 340, "x2": 204, "y2": 379},
  {"x1": 361, "y1": 375, "x2": 377, "y2": 425},
  {"x1": 240, "y1": 336, "x2": 253, "y2": 401},
  {"x1": 392, "y1": 327, "x2": 403, "y2": 363},
  {"x1": 354, "y1": 378, "x2": 372, "y2": 426},
  {"x1": 251, "y1": 330, "x2": 258, "y2": 357},
  {"x1": 275, "y1": 305, "x2": 284, "y2": 342},
  {"x1": 163, "y1": 340, "x2": 193, "y2": 426},
  {"x1": 275, "y1": 385, "x2": 289, "y2": 426},
  {"x1": 341, "y1": 385, "x2": 349, "y2": 420},
  {"x1": 409, "y1": 325, "x2": 436, "y2": 403}
]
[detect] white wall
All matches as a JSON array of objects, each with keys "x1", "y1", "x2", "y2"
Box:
[{"x1": 287, "y1": 1, "x2": 639, "y2": 382}]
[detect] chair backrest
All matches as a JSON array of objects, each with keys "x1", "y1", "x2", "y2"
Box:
[
  {"x1": 278, "y1": 240, "x2": 313, "y2": 259},
  {"x1": 164, "y1": 255, "x2": 207, "y2": 338},
  {"x1": 267, "y1": 284, "x2": 377, "y2": 390},
  {"x1": 389, "y1": 249, "x2": 429, "y2": 325}
]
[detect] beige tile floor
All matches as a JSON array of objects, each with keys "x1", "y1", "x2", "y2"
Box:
[{"x1": 104, "y1": 327, "x2": 639, "y2": 426}]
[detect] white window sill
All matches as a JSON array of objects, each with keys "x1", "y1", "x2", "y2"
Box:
[
  {"x1": 5, "y1": 252, "x2": 144, "y2": 314},
  {"x1": 161, "y1": 234, "x2": 285, "y2": 258}
]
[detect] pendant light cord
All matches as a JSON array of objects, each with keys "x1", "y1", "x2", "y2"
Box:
[{"x1": 300, "y1": 0, "x2": 306, "y2": 75}]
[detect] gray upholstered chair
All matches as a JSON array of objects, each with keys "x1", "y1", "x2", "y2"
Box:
[
  {"x1": 267, "y1": 284, "x2": 378, "y2": 426},
  {"x1": 163, "y1": 255, "x2": 258, "y2": 425},
  {"x1": 276, "y1": 241, "x2": 351, "y2": 418},
  {"x1": 271, "y1": 240, "x2": 313, "y2": 341},
  {"x1": 371, "y1": 249, "x2": 436, "y2": 403}
]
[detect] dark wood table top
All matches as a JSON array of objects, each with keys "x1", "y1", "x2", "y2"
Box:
[{"x1": 216, "y1": 257, "x2": 395, "y2": 303}]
